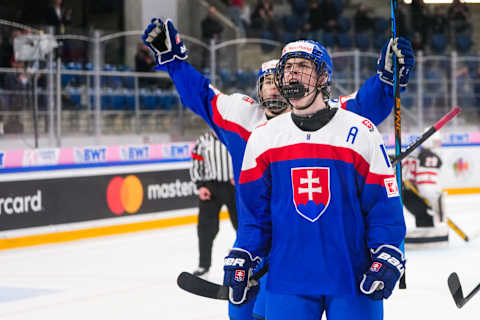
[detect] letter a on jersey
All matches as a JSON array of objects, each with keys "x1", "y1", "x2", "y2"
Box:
[{"x1": 291, "y1": 167, "x2": 330, "y2": 222}]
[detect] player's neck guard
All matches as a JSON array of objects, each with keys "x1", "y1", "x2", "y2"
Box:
[{"x1": 291, "y1": 105, "x2": 337, "y2": 131}]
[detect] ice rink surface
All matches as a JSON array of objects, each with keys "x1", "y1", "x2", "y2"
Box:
[{"x1": 0, "y1": 194, "x2": 479, "y2": 320}]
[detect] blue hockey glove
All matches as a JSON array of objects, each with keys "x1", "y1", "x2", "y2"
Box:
[
  {"x1": 142, "y1": 18, "x2": 188, "y2": 65},
  {"x1": 360, "y1": 245, "x2": 405, "y2": 300},
  {"x1": 223, "y1": 248, "x2": 261, "y2": 305},
  {"x1": 377, "y1": 37, "x2": 415, "y2": 88}
]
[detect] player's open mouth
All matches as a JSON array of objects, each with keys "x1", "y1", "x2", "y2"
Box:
[{"x1": 283, "y1": 81, "x2": 308, "y2": 99}]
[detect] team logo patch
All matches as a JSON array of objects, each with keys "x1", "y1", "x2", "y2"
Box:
[
  {"x1": 235, "y1": 270, "x2": 245, "y2": 282},
  {"x1": 384, "y1": 177, "x2": 399, "y2": 198},
  {"x1": 370, "y1": 262, "x2": 382, "y2": 272},
  {"x1": 175, "y1": 34, "x2": 181, "y2": 44},
  {"x1": 291, "y1": 167, "x2": 330, "y2": 222}
]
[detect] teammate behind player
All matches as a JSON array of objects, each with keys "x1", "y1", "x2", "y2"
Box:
[
  {"x1": 224, "y1": 41, "x2": 407, "y2": 320},
  {"x1": 142, "y1": 18, "x2": 414, "y2": 320}
]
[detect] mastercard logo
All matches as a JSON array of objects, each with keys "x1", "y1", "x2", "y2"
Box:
[{"x1": 106, "y1": 175, "x2": 144, "y2": 215}]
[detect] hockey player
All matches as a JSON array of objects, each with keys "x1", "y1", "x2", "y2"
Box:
[
  {"x1": 224, "y1": 40, "x2": 407, "y2": 319},
  {"x1": 142, "y1": 18, "x2": 414, "y2": 320},
  {"x1": 402, "y1": 132, "x2": 448, "y2": 247}
]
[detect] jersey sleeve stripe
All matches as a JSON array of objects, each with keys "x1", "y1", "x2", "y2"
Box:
[
  {"x1": 239, "y1": 143, "x2": 393, "y2": 185},
  {"x1": 211, "y1": 94, "x2": 252, "y2": 142}
]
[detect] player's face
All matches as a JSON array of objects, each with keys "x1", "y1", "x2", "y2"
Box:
[
  {"x1": 283, "y1": 57, "x2": 318, "y2": 92},
  {"x1": 261, "y1": 74, "x2": 280, "y2": 100},
  {"x1": 261, "y1": 74, "x2": 290, "y2": 118}
]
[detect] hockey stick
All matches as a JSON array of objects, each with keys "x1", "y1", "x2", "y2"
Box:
[
  {"x1": 390, "y1": 106, "x2": 461, "y2": 166},
  {"x1": 390, "y1": 0, "x2": 406, "y2": 289},
  {"x1": 447, "y1": 219, "x2": 470, "y2": 242},
  {"x1": 448, "y1": 272, "x2": 480, "y2": 308},
  {"x1": 177, "y1": 263, "x2": 269, "y2": 300},
  {"x1": 403, "y1": 180, "x2": 469, "y2": 242}
]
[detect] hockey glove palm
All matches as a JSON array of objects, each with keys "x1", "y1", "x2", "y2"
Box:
[
  {"x1": 360, "y1": 245, "x2": 405, "y2": 300},
  {"x1": 142, "y1": 18, "x2": 188, "y2": 65},
  {"x1": 377, "y1": 37, "x2": 414, "y2": 88},
  {"x1": 223, "y1": 248, "x2": 261, "y2": 305}
]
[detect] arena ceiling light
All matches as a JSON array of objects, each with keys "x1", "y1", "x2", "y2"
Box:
[{"x1": 403, "y1": 0, "x2": 480, "y2": 3}]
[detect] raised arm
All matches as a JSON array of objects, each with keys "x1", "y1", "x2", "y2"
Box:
[
  {"x1": 142, "y1": 18, "x2": 262, "y2": 146},
  {"x1": 341, "y1": 37, "x2": 415, "y2": 126}
]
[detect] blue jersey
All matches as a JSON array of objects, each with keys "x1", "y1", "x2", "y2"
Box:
[
  {"x1": 237, "y1": 108, "x2": 406, "y2": 296},
  {"x1": 160, "y1": 60, "x2": 395, "y2": 183}
]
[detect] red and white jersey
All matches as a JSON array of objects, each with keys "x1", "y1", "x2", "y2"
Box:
[{"x1": 403, "y1": 148, "x2": 442, "y2": 206}]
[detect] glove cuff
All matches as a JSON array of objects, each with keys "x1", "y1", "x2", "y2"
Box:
[{"x1": 228, "y1": 248, "x2": 262, "y2": 264}]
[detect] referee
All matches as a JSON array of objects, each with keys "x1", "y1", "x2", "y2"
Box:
[{"x1": 189, "y1": 130, "x2": 237, "y2": 277}]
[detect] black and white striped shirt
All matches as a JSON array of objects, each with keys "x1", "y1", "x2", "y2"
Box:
[{"x1": 190, "y1": 131, "x2": 234, "y2": 185}]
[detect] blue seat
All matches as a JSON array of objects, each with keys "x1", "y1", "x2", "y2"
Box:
[
  {"x1": 235, "y1": 70, "x2": 250, "y2": 89},
  {"x1": 220, "y1": 68, "x2": 234, "y2": 88},
  {"x1": 109, "y1": 65, "x2": 123, "y2": 89},
  {"x1": 306, "y1": 30, "x2": 322, "y2": 43},
  {"x1": 280, "y1": 32, "x2": 297, "y2": 45},
  {"x1": 431, "y1": 33, "x2": 447, "y2": 54},
  {"x1": 337, "y1": 16, "x2": 351, "y2": 33},
  {"x1": 373, "y1": 35, "x2": 388, "y2": 50},
  {"x1": 157, "y1": 91, "x2": 179, "y2": 110},
  {"x1": 374, "y1": 18, "x2": 388, "y2": 35},
  {"x1": 202, "y1": 68, "x2": 211, "y2": 78},
  {"x1": 120, "y1": 89, "x2": 135, "y2": 111},
  {"x1": 355, "y1": 33, "x2": 370, "y2": 51},
  {"x1": 66, "y1": 87, "x2": 82, "y2": 108},
  {"x1": 112, "y1": 89, "x2": 126, "y2": 110},
  {"x1": 65, "y1": 61, "x2": 83, "y2": 86},
  {"x1": 118, "y1": 65, "x2": 135, "y2": 89},
  {"x1": 61, "y1": 63, "x2": 74, "y2": 87},
  {"x1": 401, "y1": 94, "x2": 414, "y2": 109},
  {"x1": 291, "y1": 0, "x2": 308, "y2": 16},
  {"x1": 260, "y1": 32, "x2": 276, "y2": 53},
  {"x1": 102, "y1": 64, "x2": 120, "y2": 88},
  {"x1": 336, "y1": 33, "x2": 352, "y2": 49},
  {"x1": 456, "y1": 34, "x2": 473, "y2": 54},
  {"x1": 142, "y1": 90, "x2": 157, "y2": 110},
  {"x1": 283, "y1": 15, "x2": 300, "y2": 33},
  {"x1": 322, "y1": 32, "x2": 336, "y2": 49},
  {"x1": 424, "y1": 70, "x2": 442, "y2": 93},
  {"x1": 101, "y1": 88, "x2": 113, "y2": 110}
]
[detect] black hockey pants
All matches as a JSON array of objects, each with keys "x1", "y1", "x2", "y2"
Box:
[{"x1": 197, "y1": 181, "x2": 237, "y2": 269}]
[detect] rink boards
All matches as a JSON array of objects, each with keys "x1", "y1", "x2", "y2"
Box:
[
  {"x1": 0, "y1": 160, "x2": 229, "y2": 250},
  {"x1": 0, "y1": 142, "x2": 478, "y2": 250}
]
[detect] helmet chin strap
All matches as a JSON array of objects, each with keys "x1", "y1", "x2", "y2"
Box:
[{"x1": 287, "y1": 85, "x2": 321, "y2": 111}]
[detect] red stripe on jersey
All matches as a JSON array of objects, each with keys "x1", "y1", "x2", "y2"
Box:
[
  {"x1": 417, "y1": 181, "x2": 436, "y2": 185},
  {"x1": 339, "y1": 95, "x2": 348, "y2": 109},
  {"x1": 191, "y1": 153, "x2": 204, "y2": 161},
  {"x1": 415, "y1": 171, "x2": 438, "y2": 176},
  {"x1": 239, "y1": 143, "x2": 393, "y2": 185},
  {"x1": 211, "y1": 94, "x2": 251, "y2": 142}
]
